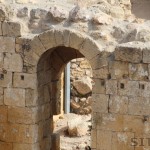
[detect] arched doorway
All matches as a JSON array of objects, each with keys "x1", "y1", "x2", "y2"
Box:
[{"x1": 23, "y1": 28, "x2": 102, "y2": 150}]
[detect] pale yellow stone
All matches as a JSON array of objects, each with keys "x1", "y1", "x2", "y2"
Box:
[
  {"x1": 13, "y1": 73, "x2": 37, "y2": 89},
  {"x1": 0, "y1": 37, "x2": 15, "y2": 53},
  {"x1": 4, "y1": 53, "x2": 23, "y2": 72},
  {"x1": 4, "y1": 88, "x2": 25, "y2": 107}
]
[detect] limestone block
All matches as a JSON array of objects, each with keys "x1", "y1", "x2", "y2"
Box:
[
  {"x1": 80, "y1": 38, "x2": 101, "y2": 60},
  {"x1": 63, "y1": 29, "x2": 70, "y2": 47},
  {"x1": 0, "y1": 87, "x2": 3, "y2": 105},
  {"x1": 54, "y1": 29, "x2": 64, "y2": 46},
  {"x1": 118, "y1": 80, "x2": 140, "y2": 97},
  {"x1": 109, "y1": 61, "x2": 129, "y2": 79},
  {"x1": 93, "y1": 67, "x2": 109, "y2": 79},
  {"x1": 25, "y1": 89, "x2": 38, "y2": 106},
  {"x1": 97, "y1": 113, "x2": 124, "y2": 131},
  {"x1": 0, "y1": 22, "x2": 2, "y2": 35},
  {"x1": 97, "y1": 130, "x2": 112, "y2": 150},
  {"x1": 106, "y1": 80, "x2": 117, "y2": 95},
  {"x1": 13, "y1": 73, "x2": 37, "y2": 89},
  {"x1": 92, "y1": 94, "x2": 108, "y2": 113},
  {"x1": 4, "y1": 88, "x2": 25, "y2": 107},
  {"x1": 93, "y1": 79, "x2": 105, "y2": 94},
  {"x1": 90, "y1": 52, "x2": 111, "y2": 69},
  {"x1": 29, "y1": 36, "x2": 46, "y2": 56},
  {"x1": 13, "y1": 143, "x2": 40, "y2": 150},
  {"x1": 72, "y1": 76, "x2": 92, "y2": 95},
  {"x1": 4, "y1": 53, "x2": 23, "y2": 72},
  {"x1": 115, "y1": 45, "x2": 142, "y2": 63},
  {"x1": 110, "y1": 6, "x2": 125, "y2": 18},
  {"x1": 0, "y1": 37, "x2": 15, "y2": 53},
  {"x1": 109, "y1": 95, "x2": 128, "y2": 114},
  {"x1": 128, "y1": 96, "x2": 150, "y2": 115},
  {"x1": 140, "y1": 81, "x2": 150, "y2": 98},
  {"x1": 8, "y1": 106, "x2": 38, "y2": 124},
  {"x1": 0, "y1": 123, "x2": 38, "y2": 143},
  {"x1": 123, "y1": 115, "x2": 144, "y2": 134},
  {"x1": 38, "y1": 30, "x2": 56, "y2": 50},
  {"x1": 24, "y1": 50, "x2": 39, "y2": 67},
  {"x1": 0, "y1": 53, "x2": 4, "y2": 68},
  {"x1": 2, "y1": 22, "x2": 21, "y2": 37},
  {"x1": 79, "y1": 59, "x2": 91, "y2": 69},
  {"x1": 112, "y1": 132, "x2": 134, "y2": 150},
  {"x1": 0, "y1": 142, "x2": 12, "y2": 150},
  {"x1": 0, "y1": 106, "x2": 7, "y2": 122},
  {"x1": 69, "y1": 31, "x2": 85, "y2": 50},
  {"x1": 0, "y1": 72, "x2": 12, "y2": 87},
  {"x1": 129, "y1": 63, "x2": 148, "y2": 81},
  {"x1": 143, "y1": 49, "x2": 150, "y2": 63}
]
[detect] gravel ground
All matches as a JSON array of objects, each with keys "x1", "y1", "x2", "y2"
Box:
[{"x1": 54, "y1": 113, "x2": 91, "y2": 150}]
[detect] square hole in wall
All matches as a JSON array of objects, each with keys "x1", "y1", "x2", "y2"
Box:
[
  {"x1": 107, "y1": 74, "x2": 111, "y2": 80},
  {"x1": 139, "y1": 84, "x2": 145, "y2": 90},
  {"x1": 21, "y1": 75, "x2": 24, "y2": 80},
  {"x1": 101, "y1": 80, "x2": 105, "y2": 86},
  {"x1": 120, "y1": 83, "x2": 125, "y2": 89},
  {"x1": 0, "y1": 74, "x2": 4, "y2": 80}
]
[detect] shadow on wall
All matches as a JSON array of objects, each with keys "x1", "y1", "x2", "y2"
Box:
[{"x1": 131, "y1": 0, "x2": 150, "y2": 20}]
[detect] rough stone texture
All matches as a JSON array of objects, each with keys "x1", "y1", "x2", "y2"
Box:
[
  {"x1": 0, "y1": 0, "x2": 150, "y2": 150},
  {"x1": 4, "y1": 88, "x2": 25, "y2": 107},
  {"x1": 72, "y1": 76, "x2": 92, "y2": 95}
]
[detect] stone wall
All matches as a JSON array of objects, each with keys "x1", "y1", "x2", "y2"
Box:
[
  {"x1": 70, "y1": 58, "x2": 93, "y2": 114},
  {"x1": 1, "y1": 0, "x2": 150, "y2": 150}
]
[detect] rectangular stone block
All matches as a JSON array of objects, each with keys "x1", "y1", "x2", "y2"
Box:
[
  {"x1": 97, "y1": 113, "x2": 124, "y2": 132},
  {"x1": 0, "y1": 87, "x2": 3, "y2": 105},
  {"x1": 109, "y1": 61, "x2": 129, "y2": 79},
  {"x1": 93, "y1": 79, "x2": 106, "y2": 94},
  {"x1": 92, "y1": 94, "x2": 108, "y2": 113},
  {"x1": 0, "y1": 106, "x2": 7, "y2": 122},
  {"x1": 112, "y1": 132, "x2": 134, "y2": 150},
  {"x1": 4, "y1": 53, "x2": 23, "y2": 72},
  {"x1": 8, "y1": 106, "x2": 38, "y2": 124},
  {"x1": 118, "y1": 80, "x2": 140, "y2": 96},
  {"x1": 97, "y1": 130, "x2": 112, "y2": 150},
  {"x1": 13, "y1": 143, "x2": 40, "y2": 150},
  {"x1": 93, "y1": 67, "x2": 109, "y2": 79},
  {"x1": 4, "y1": 88, "x2": 25, "y2": 107},
  {"x1": 123, "y1": 115, "x2": 144, "y2": 134},
  {"x1": 128, "y1": 96, "x2": 150, "y2": 115},
  {"x1": 106, "y1": 80, "x2": 118, "y2": 95},
  {"x1": 25, "y1": 89, "x2": 38, "y2": 106},
  {"x1": 0, "y1": 123, "x2": 38, "y2": 143},
  {"x1": 0, "y1": 72, "x2": 12, "y2": 87},
  {"x1": 143, "y1": 49, "x2": 150, "y2": 63},
  {"x1": 140, "y1": 81, "x2": 150, "y2": 97},
  {"x1": 0, "y1": 142, "x2": 12, "y2": 150},
  {"x1": 109, "y1": 95, "x2": 128, "y2": 115},
  {"x1": 129, "y1": 63, "x2": 148, "y2": 81},
  {"x1": 2, "y1": 22, "x2": 21, "y2": 37},
  {"x1": 13, "y1": 73, "x2": 37, "y2": 89},
  {"x1": 115, "y1": 46, "x2": 142, "y2": 63},
  {"x1": 0, "y1": 37, "x2": 15, "y2": 53}
]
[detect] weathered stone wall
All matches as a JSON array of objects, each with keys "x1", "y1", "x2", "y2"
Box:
[
  {"x1": 1, "y1": 0, "x2": 150, "y2": 150},
  {"x1": 70, "y1": 58, "x2": 93, "y2": 114}
]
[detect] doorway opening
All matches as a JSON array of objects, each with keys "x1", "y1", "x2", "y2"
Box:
[{"x1": 37, "y1": 46, "x2": 93, "y2": 150}]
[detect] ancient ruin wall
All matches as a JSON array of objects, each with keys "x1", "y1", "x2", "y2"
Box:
[{"x1": 1, "y1": 0, "x2": 150, "y2": 150}]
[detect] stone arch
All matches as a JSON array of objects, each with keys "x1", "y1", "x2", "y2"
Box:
[
  {"x1": 23, "y1": 28, "x2": 105, "y2": 150},
  {"x1": 23, "y1": 28, "x2": 102, "y2": 69}
]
